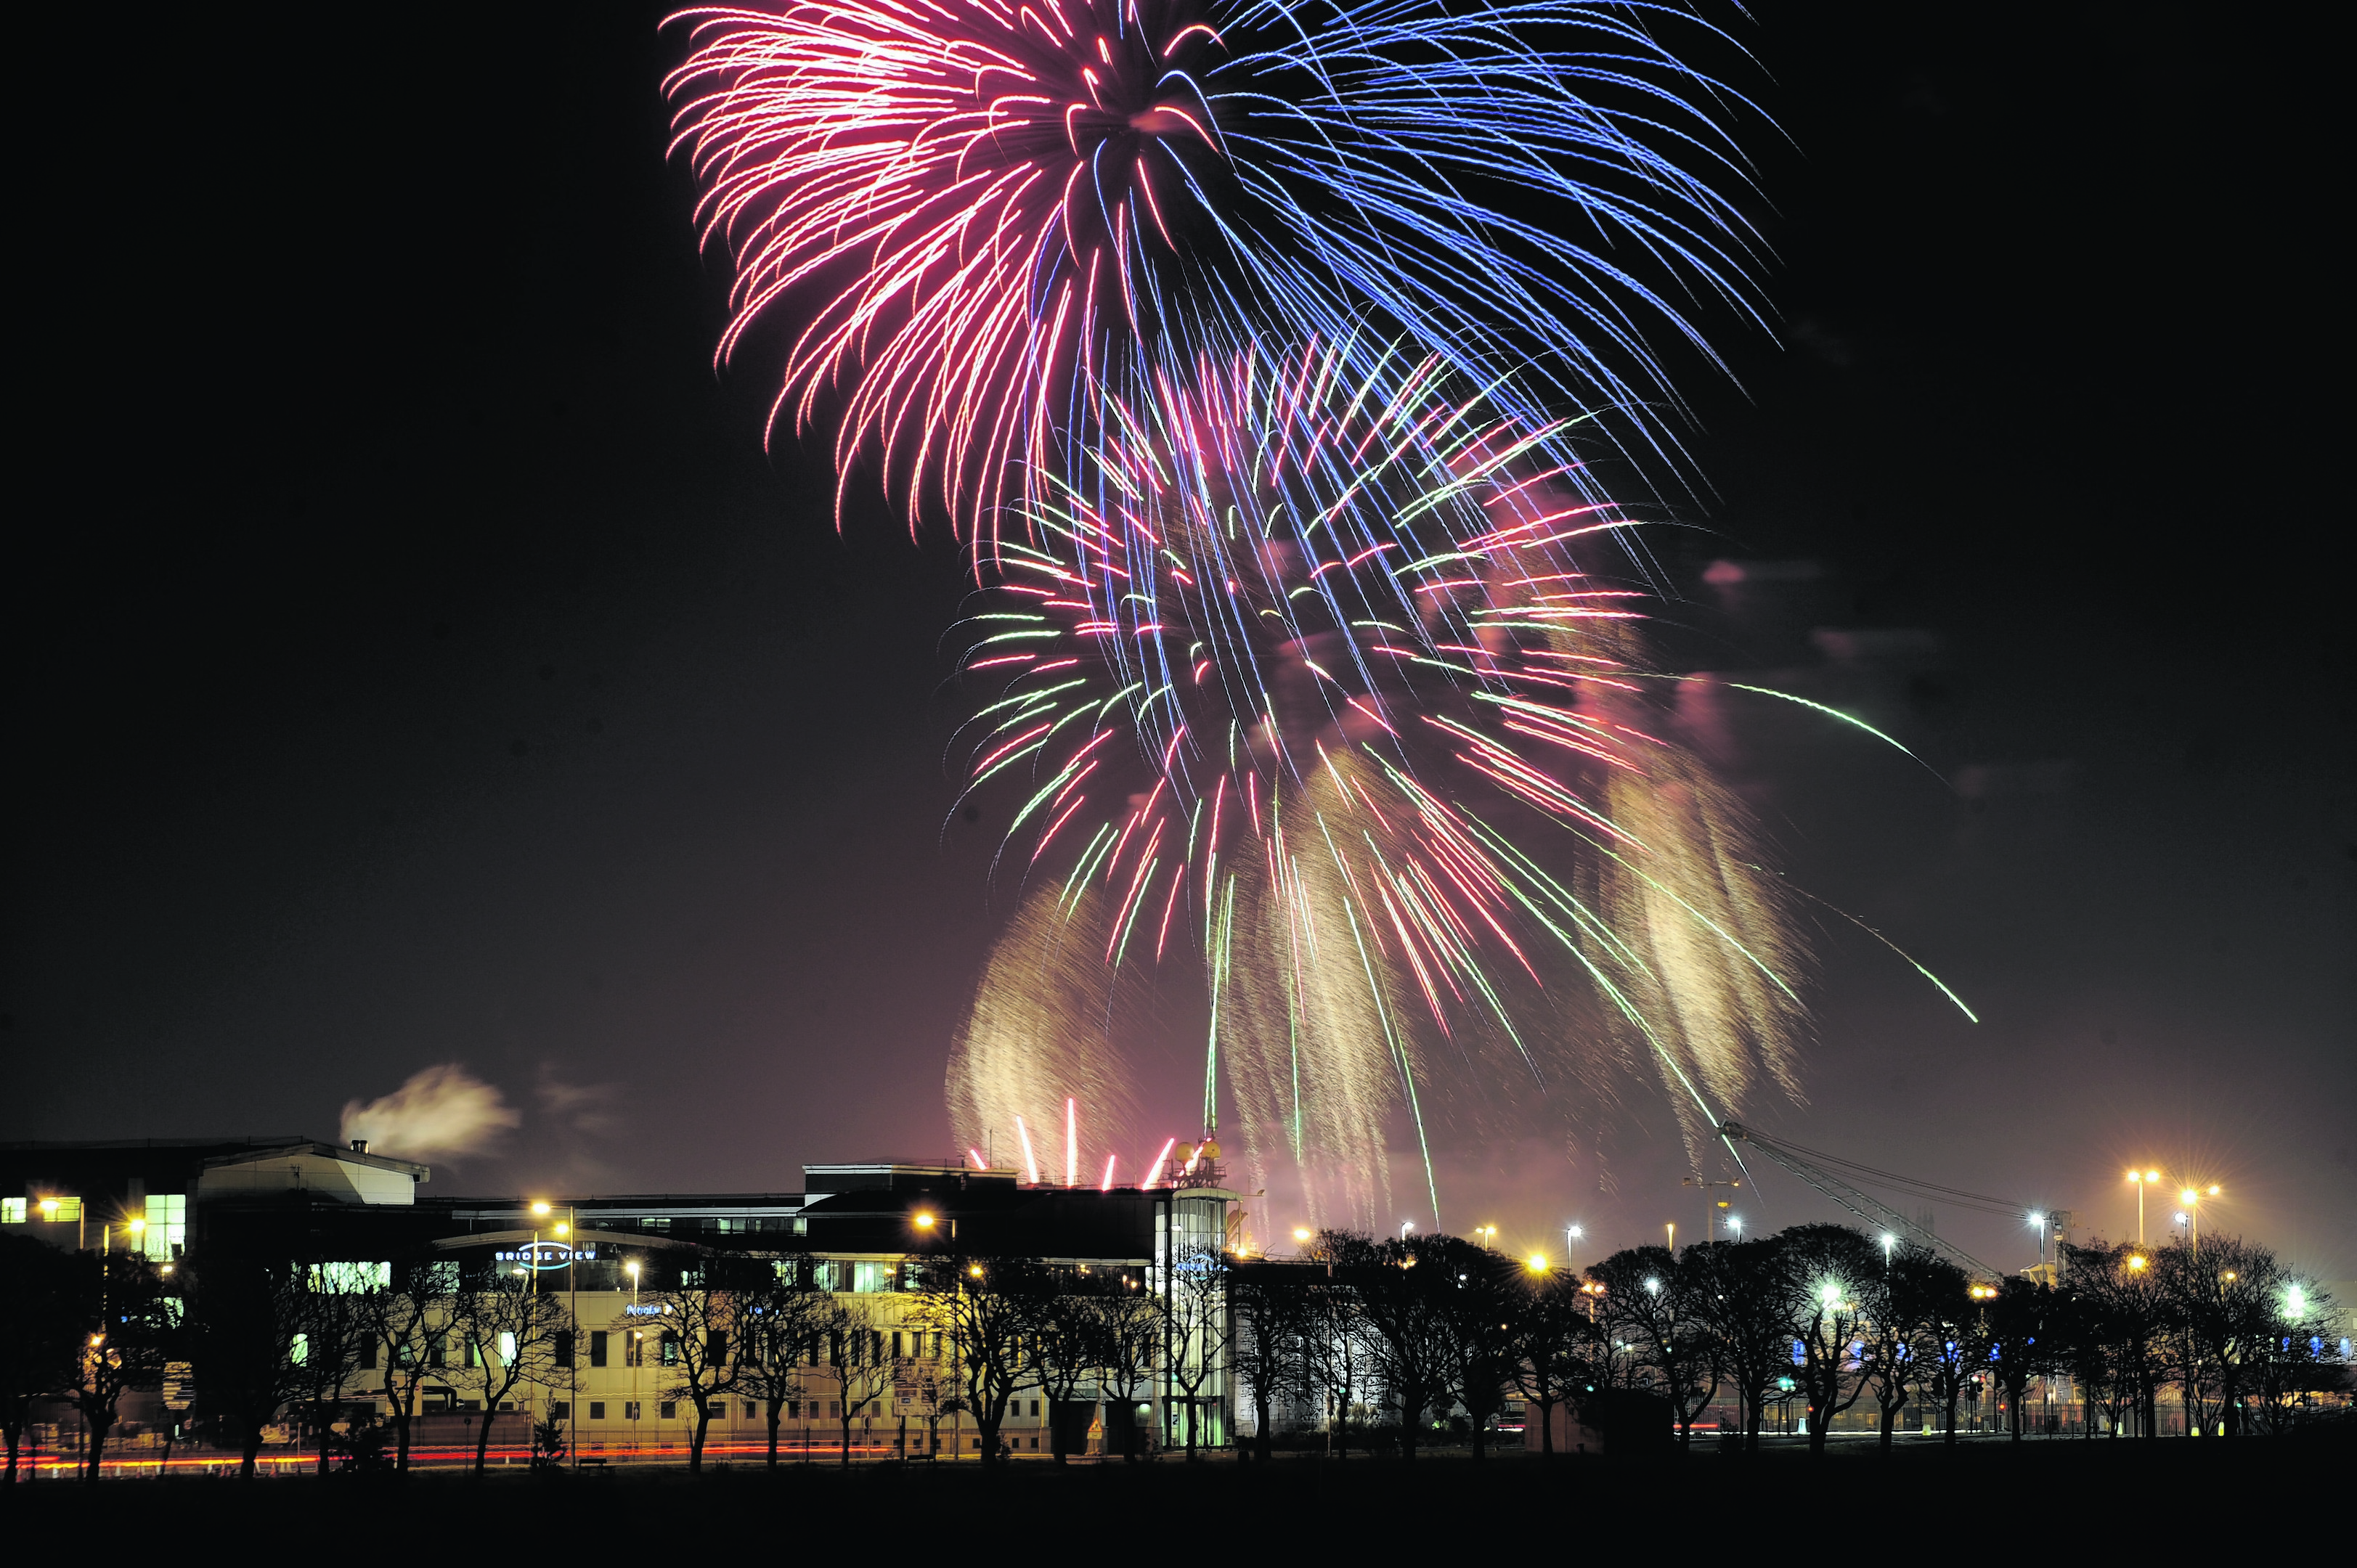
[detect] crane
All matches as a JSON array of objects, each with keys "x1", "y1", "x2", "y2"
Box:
[{"x1": 1717, "y1": 1122, "x2": 2012, "y2": 1281}]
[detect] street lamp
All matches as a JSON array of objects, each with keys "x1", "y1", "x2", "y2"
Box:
[
  {"x1": 1725, "y1": 1214, "x2": 1744, "y2": 1241},
  {"x1": 1400, "y1": 1220, "x2": 1416, "y2": 1240},
  {"x1": 1525, "y1": 1254, "x2": 1549, "y2": 1274},
  {"x1": 1564, "y1": 1224, "x2": 1583, "y2": 1268},
  {"x1": 2125, "y1": 1169, "x2": 2162, "y2": 1246},
  {"x1": 2178, "y1": 1184, "x2": 2220, "y2": 1250},
  {"x1": 1475, "y1": 1225, "x2": 1498, "y2": 1251}
]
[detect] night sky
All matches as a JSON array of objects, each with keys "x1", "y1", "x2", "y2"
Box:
[{"x1": 9, "y1": 4, "x2": 2348, "y2": 1281}]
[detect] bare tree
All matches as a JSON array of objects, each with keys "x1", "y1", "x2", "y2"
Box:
[
  {"x1": 1589, "y1": 1244, "x2": 1720, "y2": 1450},
  {"x1": 1228, "y1": 1260, "x2": 1316, "y2": 1461},
  {"x1": 2157, "y1": 1234, "x2": 2288, "y2": 1438},
  {"x1": 1685, "y1": 1236, "x2": 1791, "y2": 1453},
  {"x1": 1780, "y1": 1224, "x2": 1879, "y2": 1457},
  {"x1": 1982, "y1": 1276, "x2": 2061, "y2": 1440},
  {"x1": 629, "y1": 1276, "x2": 745, "y2": 1474},
  {"x1": 1340, "y1": 1233, "x2": 1459, "y2": 1462},
  {"x1": 285, "y1": 1265, "x2": 371, "y2": 1474},
  {"x1": 1299, "y1": 1251, "x2": 1379, "y2": 1460},
  {"x1": 1922, "y1": 1271, "x2": 1992, "y2": 1445},
  {"x1": 1026, "y1": 1274, "x2": 1110, "y2": 1463},
  {"x1": 910, "y1": 1256, "x2": 1043, "y2": 1466},
  {"x1": 1163, "y1": 1240, "x2": 1229, "y2": 1458},
  {"x1": 1, "y1": 1235, "x2": 85, "y2": 1483},
  {"x1": 1512, "y1": 1270, "x2": 1589, "y2": 1456},
  {"x1": 810, "y1": 1296, "x2": 897, "y2": 1465},
  {"x1": 181, "y1": 1257, "x2": 324, "y2": 1477},
  {"x1": 355, "y1": 1255, "x2": 456, "y2": 1471},
  {"x1": 443, "y1": 1264, "x2": 575, "y2": 1476},
  {"x1": 1856, "y1": 1244, "x2": 1963, "y2": 1451},
  {"x1": 1094, "y1": 1281, "x2": 1164, "y2": 1461},
  {"x1": 1440, "y1": 1242, "x2": 1526, "y2": 1460},
  {"x1": 60, "y1": 1251, "x2": 176, "y2": 1479},
  {"x1": 736, "y1": 1263, "x2": 827, "y2": 1469}
]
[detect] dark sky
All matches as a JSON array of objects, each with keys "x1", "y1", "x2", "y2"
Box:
[{"x1": 9, "y1": 4, "x2": 2348, "y2": 1281}]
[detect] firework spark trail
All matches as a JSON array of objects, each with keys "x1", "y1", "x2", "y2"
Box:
[
  {"x1": 663, "y1": 0, "x2": 1768, "y2": 541},
  {"x1": 943, "y1": 342, "x2": 1814, "y2": 1222}
]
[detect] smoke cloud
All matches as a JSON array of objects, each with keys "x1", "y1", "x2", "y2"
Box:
[{"x1": 340, "y1": 1063, "x2": 520, "y2": 1160}]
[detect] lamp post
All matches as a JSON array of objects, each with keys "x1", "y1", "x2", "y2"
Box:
[
  {"x1": 1682, "y1": 1177, "x2": 1742, "y2": 1241},
  {"x1": 1475, "y1": 1225, "x2": 1498, "y2": 1251},
  {"x1": 2178, "y1": 1183, "x2": 2220, "y2": 1250},
  {"x1": 1564, "y1": 1224, "x2": 1582, "y2": 1269},
  {"x1": 626, "y1": 1260, "x2": 642, "y2": 1458},
  {"x1": 2126, "y1": 1169, "x2": 2160, "y2": 1246}
]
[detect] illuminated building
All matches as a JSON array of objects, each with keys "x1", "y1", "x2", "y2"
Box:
[{"x1": 1, "y1": 1139, "x2": 1235, "y2": 1461}]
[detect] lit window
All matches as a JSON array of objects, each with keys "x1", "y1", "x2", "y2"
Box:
[
  {"x1": 38, "y1": 1196, "x2": 84, "y2": 1222},
  {"x1": 1, "y1": 1199, "x2": 23, "y2": 1224},
  {"x1": 142, "y1": 1195, "x2": 187, "y2": 1257}
]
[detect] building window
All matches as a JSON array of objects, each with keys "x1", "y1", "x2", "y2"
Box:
[
  {"x1": 625, "y1": 1331, "x2": 644, "y2": 1368},
  {"x1": 744, "y1": 1402, "x2": 757, "y2": 1418},
  {"x1": 2, "y1": 1198, "x2": 24, "y2": 1223},
  {"x1": 590, "y1": 1331, "x2": 608, "y2": 1368},
  {"x1": 624, "y1": 1402, "x2": 640, "y2": 1421},
  {"x1": 890, "y1": 1331, "x2": 903, "y2": 1359},
  {"x1": 706, "y1": 1401, "x2": 725, "y2": 1419},
  {"x1": 359, "y1": 1339, "x2": 379, "y2": 1370},
  {"x1": 141, "y1": 1194, "x2": 187, "y2": 1256},
  {"x1": 660, "y1": 1331, "x2": 680, "y2": 1366},
  {"x1": 555, "y1": 1331, "x2": 574, "y2": 1366},
  {"x1": 551, "y1": 1402, "x2": 571, "y2": 1419},
  {"x1": 35, "y1": 1196, "x2": 84, "y2": 1222},
  {"x1": 1030, "y1": 1400, "x2": 1041, "y2": 1418},
  {"x1": 659, "y1": 1402, "x2": 677, "y2": 1421},
  {"x1": 590, "y1": 1402, "x2": 606, "y2": 1421},
  {"x1": 851, "y1": 1261, "x2": 890, "y2": 1293}
]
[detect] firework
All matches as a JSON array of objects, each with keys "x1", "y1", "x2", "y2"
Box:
[
  {"x1": 664, "y1": 0, "x2": 1766, "y2": 539},
  {"x1": 944, "y1": 342, "x2": 1807, "y2": 1228}
]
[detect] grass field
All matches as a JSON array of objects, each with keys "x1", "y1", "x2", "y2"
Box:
[{"x1": 7, "y1": 1428, "x2": 2347, "y2": 1548}]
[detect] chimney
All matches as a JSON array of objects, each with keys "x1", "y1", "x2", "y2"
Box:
[{"x1": 349, "y1": 1139, "x2": 368, "y2": 1154}]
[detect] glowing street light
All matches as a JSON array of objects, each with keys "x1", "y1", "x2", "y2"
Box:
[
  {"x1": 912, "y1": 1212, "x2": 936, "y2": 1230},
  {"x1": 1725, "y1": 1214, "x2": 1745, "y2": 1240},
  {"x1": 2176, "y1": 1184, "x2": 2222, "y2": 1249},
  {"x1": 1475, "y1": 1225, "x2": 1499, "y2": 1251},
  {"x1": 2125, "y1": 1169, "x2": 2163, "y2": 1246},
  {"x1": 1401, "y1": 1220, "x2": 1416, "y2": 1240},
  {"x1": 1525, "y1": 1254, "x2": 1549, "y2": 1274}
]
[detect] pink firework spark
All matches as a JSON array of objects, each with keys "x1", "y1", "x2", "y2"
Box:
[{"x1": 666, "y1": 0, "x2": 1228, "y2": 543}]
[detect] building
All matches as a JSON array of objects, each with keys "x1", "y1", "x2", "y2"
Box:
[{"x1": 1, "y1": 1138, "x2": 1237, "y2": 1463}]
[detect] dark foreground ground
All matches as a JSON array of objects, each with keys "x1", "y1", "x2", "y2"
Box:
[{"x1": 6, "y1": 1431, "x2": 2347, "y2": 1545}]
